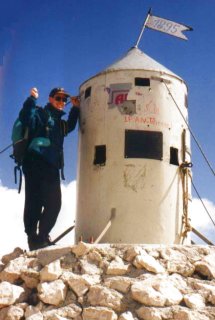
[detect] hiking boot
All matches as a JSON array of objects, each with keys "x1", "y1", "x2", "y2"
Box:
[
  {"x1": 37, "y1": 234, "x2": 53, "y2": 249},
  {"x1": 27, "y1": 234, "x2": 40, "y2": 251}
]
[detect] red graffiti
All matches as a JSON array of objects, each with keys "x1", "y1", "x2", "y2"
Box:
[
  {"x1": 124, "y1": 116, "x2": 169, "y2": 128},
  {"x1": 115, "y1": 93, "x2": 128, "y2": 105}
]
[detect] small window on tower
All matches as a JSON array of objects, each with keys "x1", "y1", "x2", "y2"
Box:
[
  {"x1": 135, "y1": 78, "x2": 150, "y2": 87},
  {"x1": 185, "y1": 94, "x2": 188, "y2": 108},
  {"x1": 85, "y1": 86, "x2": 91, "y2": 99},
  {"x1": 124, "y1": 130, "x2": 163, "y2": 160},
  {"x1": 94, "y1": 145, "x2": 106, "y2": 166},
  {"x1": 170, "y1": 147, "x2": 179, "y2": 166}
]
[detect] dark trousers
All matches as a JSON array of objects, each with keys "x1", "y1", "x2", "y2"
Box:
[{"x1": 23, "y1": 158, "x2": 61, "y2": 238}]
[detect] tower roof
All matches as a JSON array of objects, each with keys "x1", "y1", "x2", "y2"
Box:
[
  {"x1": 102, "y1": 47, "x2": 182, "y2": 80},
  {"x1": 81, "y1": 47, "x2": 184, "y2": 88}
]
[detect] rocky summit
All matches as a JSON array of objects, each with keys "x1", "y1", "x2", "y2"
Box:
[{"x1": 0, "y1": 242, "x2": 215, "y2": 320}]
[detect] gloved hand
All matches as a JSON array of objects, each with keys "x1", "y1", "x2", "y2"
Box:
[
  {"x1": 30, "y1": 87, "x2": 39, "y2": 99},
  {"x1": 70, "y1": 96, "x2": 80, "y2": 107}
]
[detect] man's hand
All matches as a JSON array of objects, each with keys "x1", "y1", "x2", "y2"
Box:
[
  {"x1": 71, "y1": 96, "x2": 80, "y2": 107},
  {"x1": 30, "y1": 87, "x2": 39, "y2": 99}
]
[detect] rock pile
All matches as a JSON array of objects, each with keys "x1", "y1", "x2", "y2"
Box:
[{"x1": 0, "y1": 243, "x2": 215, "y2": 320}]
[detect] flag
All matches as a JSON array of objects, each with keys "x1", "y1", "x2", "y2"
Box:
[{"x1": 145, "y1": 14, "x2": 193, "y2": 40}]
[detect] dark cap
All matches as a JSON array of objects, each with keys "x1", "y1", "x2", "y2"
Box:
[{"x1": 49, "y1": 87, "x2": 70, "y2": 98}]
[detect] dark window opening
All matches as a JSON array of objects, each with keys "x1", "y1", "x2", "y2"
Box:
[
  {"x1": 125, "y1": 130, "x2": 163, "y2": 160},
  {"x1": 135, "y1": 78, "x2": 150, "y2": 87},
  {"x1": 185, "y1": 94, "x2": 188, "y2": 108},
  {"x1": 170, "y1": 147, "x2": 179, "y2": 166},
  {"x1": 94, "y1": 145, "x2": 106, "y2": 166},
  {"x1": 85, "y1": 87, "x2": 91, "y2": 99},
  {"x1": 181, "y1": 130, "x2": 186, "y2": 162}
]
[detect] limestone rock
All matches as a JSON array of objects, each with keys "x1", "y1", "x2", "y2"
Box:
[
  {"x1": 59, "y1": 303, "x2": 82, "y2": 318},
  {"x1": 160, "y1": 247, "x2": 187, "y2": 261},
  {"x1": 106, "y1": 257, "x2": 130, "y2": 275},
  {"x1": 0, "y1": 305, "x2": 24, "y2": 320},
  {"x1": 38, "y1": 279, "x2": 67, "y2": 306},
  {"x1": 43, "y1": 303, "x2": 82, "y2": 319},
  {"x1": 0, "y1": 304, "x2": 28, "y2": 320},
  {"x1": 1, "y1": 248, "x2": 24, "y2": 265},
  {"x1": 133, "y1": 253, "x2": 165, "y2": 274},
  {"x1": 25, "y1": 305, "x2": 42, "y2": 319},
  {"x1": 104, "y1": 276, "x2": 132, "y2": 293},
  {"x1": 119, "y1": 311, "x2": 136, "y2": 320},
  {"x1": 173, "y1": 308, "x2": 193, "y2": 320},
  {"x1": 173, "y1": 307, "x2": 212, "y2": 320},
  {"x1": 26, "y1": 314, "x2": 43, "y2": 320},
  {"x1": 131, "y1": 276, "x2": 183, "y2": 307},
  {"x1": 195, "y1": 253, "x2": 215, "y2": 279},
  {"x1": 80, "y1": 259, "x2": 101, "y2": 275},
  {"x1": 40, "y1": 259, "x2": 62, "y2": 282},
  {"x1": 96, "y1": 244, "x2": 115, "y2": 257},
  {"x1": 168, "y1": 273, "x2": 188, "y2": 294},
  {"x1": 60, "y1": 253, "x2": 77, "y2": 270},
  {"x1": 145, "y1": 248, "x2": 160, "y2": 259},
  {"x1": 63, "y1": 290, "x2": 77, "y2": 306},
  {"x1": 153, "y1": 280, "x2": 183, "y2": 306},
  {"x1": 83, "y1": 306, "x2": 117, "y2": 320},
  {"x1": 21, "y1": 269, "x2": 40, "y2": 288},
  {"x1": 37, "y1": 246, "x2": 72, "y2": 266},
  {"x1": 46, "y1": 315, "x2": 68, "y2": 320},
  {"x1": 179, "y1": 246, "x2": 209, "y2": 264},
  {"x1": 0, "y1": 307, "x2": 8, "y2": 320},
  {"x1": 131, "y1": 281, "x2": 166, "y2": 306},
  {"x1": 71, "y1": 242, "x2": 91, "y2": 257},
  {"x1": 167, "y1": 260, "x2": 195, "y2": 277},
  {"x1": 0, "y1": 264, "x2": 4, "y2": 273},
  {"x1": 63, "y1": 272, "x2": 100, "y2": 297},
  {"x1": 190, "y1": 279, "x2": 214, "y2": 292},
  {"x1": 0, "y1": 257, "x2": 28, "y2": 283},
  {"x1": 87, "y1": 285, "x2": 124, "y2": 312},
  {"x1": 25, "y1": 306, "x2": 43, "y2": 320},
  {"x1": 0, "y1": 244, "x2": 214, "y2": 320},
  {"x1": 184, "y1": 293, "x2": 205, "y2": 309},
  {"x1": 208, "y1": 288, "x2": 215, "y2": 305},
  {"x1": 0, "y1": 282, "x2": 25, "y2": 309},
  {"x1": 136, "y1": 306, "x2": 162, "y2": 320},
  {"x1": 124, "y1": 246, "x2": 141, "y2": 262},
  {"x1": 190, "y1": 280, "x2": 215, "y2": 305},
  {"x1": 87, "y1": 251, "x2": 103, "y2": 265}
]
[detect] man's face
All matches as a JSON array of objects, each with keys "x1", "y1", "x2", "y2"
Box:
[{"x1": 49, "y1": 93, "x2": 68, "y2": 110}]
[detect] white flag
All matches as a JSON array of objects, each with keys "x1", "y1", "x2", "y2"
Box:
[{"x1": 146, "y1": 14, "x2": 192, "y2": 40}]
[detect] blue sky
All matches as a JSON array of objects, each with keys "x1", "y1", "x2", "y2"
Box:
[{"x1": 0, "y1": 0, "x2": 214, "y2": 253}]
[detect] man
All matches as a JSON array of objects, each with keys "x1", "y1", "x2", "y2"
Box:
[{"x1": 19, "y1": 87, "x2": 80, "y2": 250}]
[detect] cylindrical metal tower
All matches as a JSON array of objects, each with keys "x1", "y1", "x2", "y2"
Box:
[{"x1": 75, "y1": 47, "x2": 191, "y2": 244}]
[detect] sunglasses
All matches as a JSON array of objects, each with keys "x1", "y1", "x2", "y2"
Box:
[{"x1": 54, "y1": 96, "x2": 68, "y2": 103}]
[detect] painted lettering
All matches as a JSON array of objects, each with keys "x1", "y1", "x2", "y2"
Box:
[
  {"x1": 124, "y1": 115, "x2": 169, "y2": 128},
  {"x1": 115, "y1": 93, "x2": 128, "y2": 105},
  {"x1": 135, "y1": 91, "x2": 143, "y2": 96}
]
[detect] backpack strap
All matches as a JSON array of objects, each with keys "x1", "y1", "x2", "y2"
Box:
[{"x1": 14, "y1": 165, "x2": 22, "y2": 194}]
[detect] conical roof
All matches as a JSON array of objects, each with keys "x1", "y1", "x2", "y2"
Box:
[
  {"x1": 102, "y1": 47, "x2": 182, "y2": 80},
  {"x1": 81, "y1": 47, "x2": 183, "y2": 87}
]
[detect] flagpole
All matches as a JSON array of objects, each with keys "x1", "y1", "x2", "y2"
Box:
[{"x1": 135, "y1": 8, "x2": 152, "y2": 48}]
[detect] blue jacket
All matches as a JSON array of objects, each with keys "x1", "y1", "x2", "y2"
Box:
[{"x1": 19, "y1": 96, "x2": 80, "y2": 169}]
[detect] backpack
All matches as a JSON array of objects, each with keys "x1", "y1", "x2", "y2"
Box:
[
  {"x1": 10, "y1": 118, "x2": 29, "y2": 193},
  {"x1": 11, "y1": 108, "x2": 50, "y2": 193},
  {"x1": 11, "y1": 118, "x2": 29, "y2": 166},
  {"x1": 11, "y1": 107, "x2": 52, "y2": 165}
]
